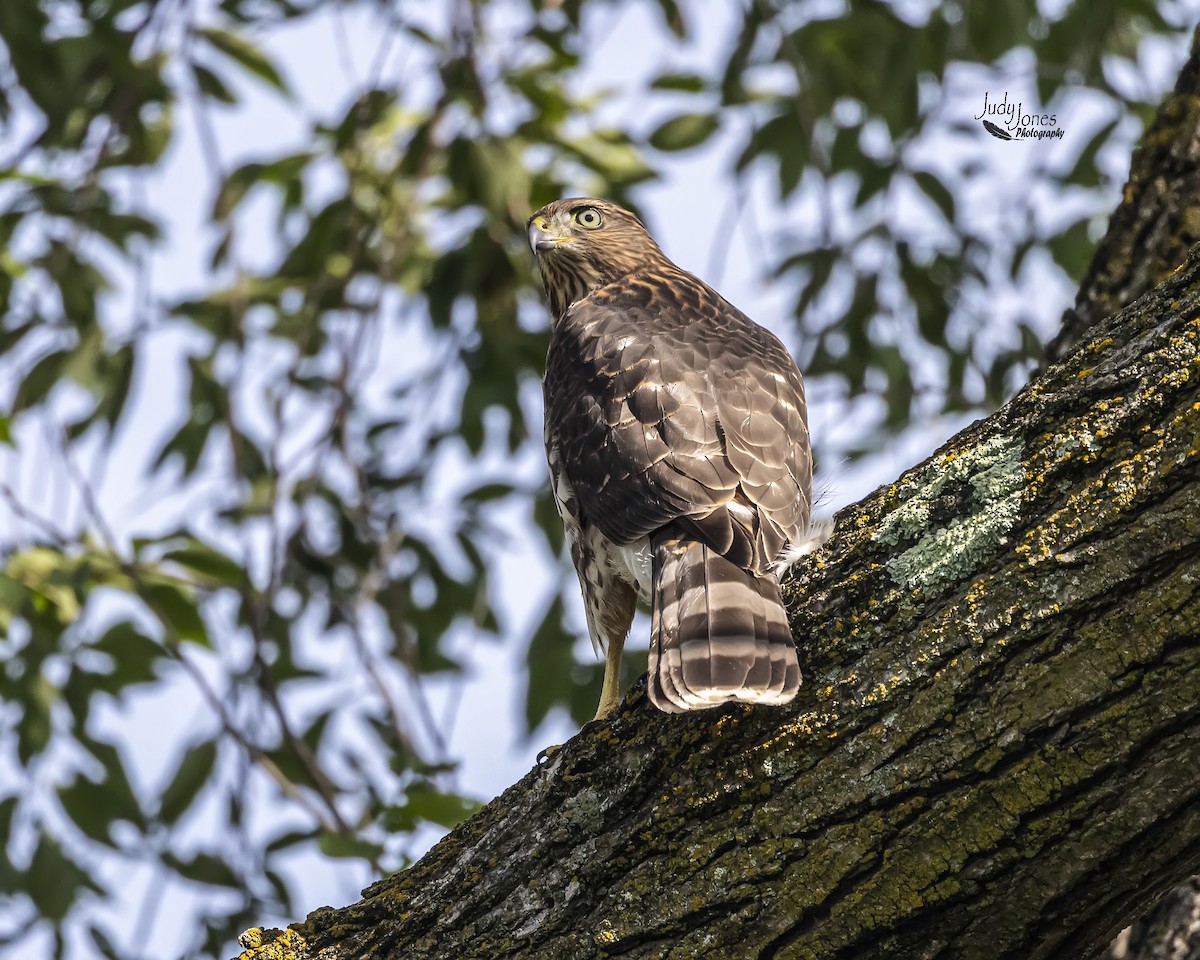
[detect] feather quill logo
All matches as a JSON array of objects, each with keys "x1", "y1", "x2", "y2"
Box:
[
  {"x1": 983, "y1": 119, "x2": 1014, "y2": 141},
  {"x1": 976, "y1": 91, "x2": 1064, "y2": 141}
]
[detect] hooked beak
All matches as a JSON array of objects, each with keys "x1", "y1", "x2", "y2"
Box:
[{"x1": 527, "y1": 220, "x2": 562, "y2": 255}]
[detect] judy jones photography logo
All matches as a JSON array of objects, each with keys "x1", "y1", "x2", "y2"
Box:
[{"x1": 977, "y1": 92, "x2": 1064, "y2": 141}]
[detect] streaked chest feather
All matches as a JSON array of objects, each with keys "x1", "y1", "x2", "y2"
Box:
[{"x1": 547, "y1": 440, "x2": 651, "y2": 601}]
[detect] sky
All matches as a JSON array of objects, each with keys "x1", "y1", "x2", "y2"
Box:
[{"x1": 1, "y1": 0, "x2": 1194, "y2": 957}]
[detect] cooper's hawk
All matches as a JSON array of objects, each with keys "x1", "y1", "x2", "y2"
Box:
[{"x1": 529, "y1": 198, "x2": 811, "y2": 719}]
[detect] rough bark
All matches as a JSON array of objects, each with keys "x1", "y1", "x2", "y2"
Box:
[
  {"x1": 235, "y1": 236, "x2": 1200, "y2": 959},
  {"x1": 1049, "y1": 25, "x2": 1200, "y2": 958},
  {"x1": 1103, "y1": 877, "x2": 1200, "y2": 960}
]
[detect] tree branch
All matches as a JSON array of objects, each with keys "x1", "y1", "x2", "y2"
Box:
[
  {"x1": 230, "y1": 27, "x2": 1200, "y2": 960},
  {"x1": 1103, "y1": 877, "x2": 1200, "y2": 960},
  {"x1": 1050, "y1": 24, "x2": 1200, "y2": 959},
  {"x1": 233, "y1": 229, "x2": 1200, "y2": 958},
  {"x1": 1049, "y1": 26, "x2": 1200, "y2": 361}
]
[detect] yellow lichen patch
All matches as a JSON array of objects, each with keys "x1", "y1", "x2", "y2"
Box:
[
  {"x1": 963, "y1": 577, "x2": 988, "y2": 610},
  {"x1": 753, "y1": 709, "x2": 838, "y2": 751},
  {"x1": 593, "y1": 919, "x2": 621, "y2": 946},
  {"x1": 1021, "y1": 394, "x2": 1200, "y2": 561},
  {"x1": 236, "y1": 927, "x2": 305, "y2": 960}
]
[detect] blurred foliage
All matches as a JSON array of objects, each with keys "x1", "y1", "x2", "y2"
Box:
[{"x1": 0, "y1": 0, "x2": 1188, "y2": 956}]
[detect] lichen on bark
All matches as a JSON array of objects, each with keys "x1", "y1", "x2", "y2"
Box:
[{"x1": 872, "y1": 434, "x2": 1025, "y2": 592}]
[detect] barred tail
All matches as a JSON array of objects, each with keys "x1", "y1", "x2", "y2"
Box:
[{"x1": 647, "y1": 531, "x2": 800, "y2": 713}]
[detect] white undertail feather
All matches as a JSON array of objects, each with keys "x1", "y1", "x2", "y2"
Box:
[
  {"x1": 617, "y1": 538, "x2": 653, "y2": 599},
  {"x1": 773, "y1": 516, "x2": 835, "y2": 575}
]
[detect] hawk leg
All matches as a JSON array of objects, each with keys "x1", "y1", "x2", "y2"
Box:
[
  {"x1": 594, "y1": 627, "x2": 626, "y2": 721},
  {"x1": 572, "y1": 526, "x2": 637, "y2": 721}
]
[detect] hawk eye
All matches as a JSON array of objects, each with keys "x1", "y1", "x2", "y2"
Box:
[{"x1": 574, "y1": 207, "x2": 603, "y2": 229}]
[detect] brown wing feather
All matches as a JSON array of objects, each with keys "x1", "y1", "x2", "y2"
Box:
[{"x1": 544, "y1": 264, "x2": 811, "y2": 574}]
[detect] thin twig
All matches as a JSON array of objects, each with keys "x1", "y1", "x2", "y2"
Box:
[
  {"x1": 170, "y1": 645, "x2": 339, "y2": 833},
  {"x1": 130, "y1": 859, "x2": 169, "y2": 958},
  {"x1": 332, "y1": 3, "x2": 361, "y2": 87},
  {"x1": 0, "y1": 483, "x2": 69, "y2": 545},
  {"x1": 57, "y1": 421, "x2": 121, "y2": 553},
  {"x1": 250, "y1": 649, "x2": 354, "y2": 835}
]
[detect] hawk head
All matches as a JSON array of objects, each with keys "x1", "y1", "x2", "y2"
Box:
[{"x1": 527, "y1": 198, "x2": 668, "y2": 319}]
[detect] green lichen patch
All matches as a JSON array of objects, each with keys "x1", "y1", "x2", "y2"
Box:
[
  {"x1": 1050, "y1": 428, "x2": 1101, "y2": 459},
  {"x1": 559, "y1": 785, "x2": 605, "y2": 835},
  {"x1": 874, "y1": 436, "x2": 1024, "y2": 591}
]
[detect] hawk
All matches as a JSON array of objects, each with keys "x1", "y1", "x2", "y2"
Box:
[{"x1": 529, "y1": 198, "x2": 811, "y2": 719}]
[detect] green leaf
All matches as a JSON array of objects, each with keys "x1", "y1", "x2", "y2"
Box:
[
  {"x1": 88, "y1": 925, "x2": 122, "y2": 960},
  {"x1": 197, "y1": 27, "x2": 289, "y2": 95},
  {"x1": 651, "y1": 73, "x2": 706, "y2": 92},
  {"x1": 316, "y1": 832, "x2": 383, "y2": 861},
  {"x1": 648, "y1": 113, "x2": 719, "y2": 152},
  {"x1": 0, "y1": 797, "x2": 17, "y2": 894},
  {"x1": 161, "y1": 541, "x2": 246, "y2": 588},
  {"x1": 91, "y1": 621, "x2": 164, "y2": 690},
  {"x1": 26, "y1": 834, "x2": 100, "y2": 921},
  {"x1": 855, "y1": 160, "x2": 893, "y2": 207},
  {"x1": 653, "y1": 0, "x2": 687, "y2": 37},
  {"x1": 331, "y1": 88, "x2": 393, "y2": 151},
  {"x1": 829, "y1": 122, "x2": 863, "y2": 172},
  {"x1": 98, "y1": 342, "x2": 135, "y2": 433},
  {"x1": 79, "y1": 735, "x2": 145, "y2": 829},
  {"x1": 265, "y1": 828, "x2": 318, "y2": 853},
  {"x1": 912, "y1": 170, "x2": 956, "y2": 225},
  {"x1": 399, "y1": 782, "x2": 482, "y2": 830},
  {"x1": 965, "y1": 0, "x2": 1021, "y2": 61},
  {"x1": 463, "y1": 482, "x2": 517, "y2": 504},
  {"x1": 166, "y1": 851, "x2": 242, "y2": 888},
  {"x1": 15, "y1": 675, "x2": 52, "y2": 766},
  {"x1": 1065, "y1": 117, "x2": 1120, "y2": 188},
  {"x1": 264, "y1": 710, "x2": 333, "y2": 791},
  {"x1": 13, "y1": 348, "x2": 68, "y2": 412},
  {"x1": 58, "y1": 775, "x2": 136, "y2": 846},
  {"x1": 139, "y1": 581, "x2": 209, "y2": 646},
  {"x1": 213, "y1": 161, "x2": 265, "y2": 219},
  {"x1": 158, "y1": 740, "x2": 218, "y2": 824},
  {"x1": 1047, "y1": 216, "x2": 1094, "y2": 281},
  {"x1": 524, "y1": 595, "x2": 574, "y2": 730},
  {"x1": 192, "y1": 62, "x2": 237, "y2": 104},
  {"x1": 385, "y1": 782, "x2": 482, "y2": 833}
]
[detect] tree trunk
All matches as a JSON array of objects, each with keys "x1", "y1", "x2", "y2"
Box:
[
  {"x1": 1048, "y1": 27, "x2": 1200, "y2": 362},
  {"x1": 234, "y1": 33, "x2": 1200, "y2": 960},
  {"x1": 234, "y1": 227, "x2": 1200, "y2": 960},
  {"x1": 1054, "y1": 25, "x2": 1200, "y2": 960}
]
